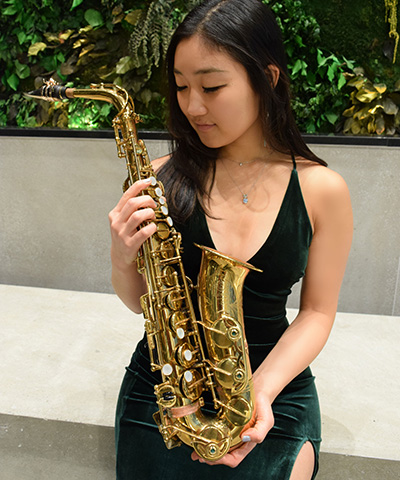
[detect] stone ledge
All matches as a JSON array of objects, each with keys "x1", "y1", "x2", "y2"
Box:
[
  {"x1": 1, "y1": 284, "x2": 399, "y2": 462},
  {"x1": 1, "y1": 414, "x2": 399, "y2": 480}
]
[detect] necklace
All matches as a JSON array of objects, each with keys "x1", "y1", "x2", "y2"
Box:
[
  {"x1": 224, "y1": 157, "x2": 258, "y2": 167},
  {"x1": 222, "y1": 159, "x2": 267, "y2": 204}
]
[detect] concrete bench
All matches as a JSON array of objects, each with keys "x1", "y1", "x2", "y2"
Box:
[{"x1": 1, "y1": 284, "x2": 399, "y2": 478}]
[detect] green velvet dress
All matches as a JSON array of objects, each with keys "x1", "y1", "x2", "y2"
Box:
[{"x1": 115, "y1": 157, "x2": 321, "y2": 479}]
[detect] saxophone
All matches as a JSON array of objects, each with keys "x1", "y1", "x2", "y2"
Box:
[{"x1": 26, "y1": 81, "x2": 260, "y2": 461}]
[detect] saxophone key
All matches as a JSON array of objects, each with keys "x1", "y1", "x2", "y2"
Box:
[
  {"x1": 156, "y1": 384, "x2": 177, "y2": 406},
  {"x1": 162, "y1": 363, "x2": 174, "y2": 376},
  {"x1": 175, "y1": 343, "x2": 196, "y2": 367},
  {"x1": 180, "y1": 369, "x2": 203, "y2": 400},
  {"x1": 155, "y1": 221, "x2": 171, "y2": 240}
]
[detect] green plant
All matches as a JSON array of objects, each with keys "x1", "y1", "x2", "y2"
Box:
[
  {"x1": 268, "y1": 0, "x2": 355, "y2": 133},
  {"x1": 342, "y1": 68, "x2": 400, "y2": 135},
  {"x1": 0, "y1": 0, "x2": 203, "y2": 130},
  {"x1": 0, "y1": 0, "x2": 360, "y2": 134}
]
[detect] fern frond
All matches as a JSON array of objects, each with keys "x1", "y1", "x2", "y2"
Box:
[{"x1": 128, "y1": 0, "x2": 199, "y2": 81}]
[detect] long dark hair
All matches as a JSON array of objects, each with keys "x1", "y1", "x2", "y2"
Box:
[{"x1": 158, "y1": 0, "x2": 326, "y2": 224}]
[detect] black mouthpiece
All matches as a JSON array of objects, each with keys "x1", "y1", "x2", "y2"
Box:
[{"x1": 25, "y1": 83, "x2": 69, "y2": 101}]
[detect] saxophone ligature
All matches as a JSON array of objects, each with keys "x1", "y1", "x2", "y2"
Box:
[{"x1": 25, "y1": 80, "x2": 260, "y2": 461}]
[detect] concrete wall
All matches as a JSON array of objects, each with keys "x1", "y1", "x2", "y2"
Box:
[{"x1": 0, "y1": 135, "x2": 399, "y2": 315}]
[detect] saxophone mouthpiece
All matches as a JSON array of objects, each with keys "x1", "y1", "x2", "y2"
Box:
[{"x1": 24, "y1": 78, "x2": 72, "y2": 102}]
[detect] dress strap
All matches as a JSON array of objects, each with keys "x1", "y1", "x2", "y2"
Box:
[{"x1": 291, "y1": 152, "x2": 297, "y2": 170}]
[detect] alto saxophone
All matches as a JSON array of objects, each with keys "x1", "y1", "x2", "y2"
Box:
[{"x1": 26, "y1": 81, "x2": 260, "y2": 461}]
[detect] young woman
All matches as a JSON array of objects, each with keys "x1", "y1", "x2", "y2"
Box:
[{"x1": 109, "y1": 1, "x2": 353, "y2": 479}]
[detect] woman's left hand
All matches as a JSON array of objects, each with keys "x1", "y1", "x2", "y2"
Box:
[{"x1": 190, "y1": 387, "x2": 275, "y2": 468}]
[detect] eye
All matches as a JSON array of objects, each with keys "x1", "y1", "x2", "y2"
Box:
[
  {"x1": 176, "y1": 85, "x2": 187, "y2": 92},
  {"x1": 203, "y1": 85, "x2": 225, "y2": 93}
]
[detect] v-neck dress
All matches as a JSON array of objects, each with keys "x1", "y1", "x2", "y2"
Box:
[{"x1": 115, "y1": 158, "x2": 321, "y2": 480}]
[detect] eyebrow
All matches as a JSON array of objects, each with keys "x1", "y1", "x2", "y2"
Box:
[{"x1": 174, "y1": 67, "x2": 228, "y2": 75}]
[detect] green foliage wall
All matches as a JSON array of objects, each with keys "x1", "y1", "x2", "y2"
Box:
[
  {"x1": 302, "y1": 0, "x2": 400, "y2": 87},
  {"x1": 0, "y1": 0, "x2": 399, "y2": 134}
]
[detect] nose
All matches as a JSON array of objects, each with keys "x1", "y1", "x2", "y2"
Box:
[{"x1": 186, "y1": 90, "x2": 207, "y2": 117}]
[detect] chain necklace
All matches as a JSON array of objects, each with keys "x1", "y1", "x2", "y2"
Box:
[
  {"x1": 224, "y1": 141, "x2": 269, "y2": 167},
  {"x1": 224, "y1": 157, "x2": 258, "y2": 167},
  {"x1": 222, "y1": 159, "x2": 267, "y2": 204}
]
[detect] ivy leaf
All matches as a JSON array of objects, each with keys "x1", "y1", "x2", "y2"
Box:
[
  {"x1": 327, "y1": 64, "x2": 338, "y2": 82},
  {"x1": 71, "y1": 0, "x2": 84, "y2": 10},
  {"x1": 324, "y1": 112, "x2": 339, "y2": 124},
  {"x1": 382, "y1": 97, "x2": 399, "y2": 115},
  {"x1": 28, "y1": 42, "x2": 47, "y2": 56},
  {"x1": 17, "y1": 31, "x2": 27, "y2": 45},
  {"x1": 317, "y1": 49, "x2": 327, "y2": 67},
  {"x1": 7, "y1": 73, "x2": 19, "y2": 90},
  {"x1": 84, "y1": 9, "x2": 104, "y2": 28},
  {"x1": 351, "y1": 119, "x2": 361, "y2": 135},
  {"x1": 337, "y1": 74, "x2": 347, "y2": 90},
  {"x1": 375, "y1": 116, "x2": 385, "y2": 135},
  {"x1": 342, "y1": 106, "x2": 355, "y2": 117},
  {"x1": 374, "y1": 83, "x2": 387, "y2": 95},
  {"x1": 368, "y1": 104, "x2": 384, "y2": 115},
  {"x1": 355, "y1": 88, "x2": 379, "y2": 103},
  {"x1": 15, "y1": 60, "x2": 30, "y2": 79},
  {"x1": 3, "y1": 6, "x2": 18, "y2": 15},
  {"x1": 59, "y1": 30, "x2": 74, "y2": 42},
  {"x1": 140, "y1": 88, "x2": 153, "y2": 106},
  {"x1": 124, "y1": 10, "x2": 142, "y2": 26},
  {"x1": 355, "y1": 106, "x2": 371, "y2": 120},
  {"x1": 116, "y1": 56, "x2": 135, "y2": 74},
  {"x1": 292, "y1": 59, "x2": 306, "y2": 76}
]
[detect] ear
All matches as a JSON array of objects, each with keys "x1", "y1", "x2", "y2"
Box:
[{"x1": 265, "y1": 64, "x2": 280, "y2": 88}]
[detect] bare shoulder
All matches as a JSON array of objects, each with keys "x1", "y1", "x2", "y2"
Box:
[
  {"x1": 151, "y1": 154, "x2": 172, "y2": 172},
  {"x1": 295, "y1": 159, "x2": 352, "y2": 230},
  {"x1": 296, "y1": 159, "x2": 350, "y2": 202}
]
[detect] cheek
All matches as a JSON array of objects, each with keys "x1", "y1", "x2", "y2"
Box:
[
  {"x1": 223, "y1": 95, "x2": 259, "y2": 131},
  {"x1": 176, "y1": 94, "x2": 186, "y2": 115}
]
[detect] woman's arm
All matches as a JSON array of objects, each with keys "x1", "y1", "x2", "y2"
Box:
[{"x1": 254, "y1": 168, "x2": 353, "y2": 404}]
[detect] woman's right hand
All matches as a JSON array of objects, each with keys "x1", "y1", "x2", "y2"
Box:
[{"x1": 108, "y1": 178, "x2": 158, "y2": 269}]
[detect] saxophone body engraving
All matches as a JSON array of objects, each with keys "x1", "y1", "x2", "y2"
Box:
[{"x1": 26, "y1": 82, "x2": 259, "y2": 460}]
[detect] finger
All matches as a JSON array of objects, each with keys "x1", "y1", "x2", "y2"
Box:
[
  {"x1": 113, "y1": 178, "x2": 153, "y2": 213},
  {"x1": 116, "y1": 193, "x2": 157, "y2": 224},
  {"x1": 123, "y1": 205, "x2": 157, "y2": 235},
  {"x1": 240, "y1": 412, "x2": 274, "y2": 445},
  {"x1": 191, "y1": 441, "x2": 257, "y2": 468}
]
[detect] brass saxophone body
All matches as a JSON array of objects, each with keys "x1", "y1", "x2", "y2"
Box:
[{"x1": 26, "y1": 82, "x2": 259, "y2": 461}]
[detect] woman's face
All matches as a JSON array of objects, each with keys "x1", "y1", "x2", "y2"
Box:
[{"x1": 173, "y1": 35, "x2": 262, "y2": 150}]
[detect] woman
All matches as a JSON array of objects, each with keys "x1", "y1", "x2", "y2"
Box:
[{"x1": 110, "y1": 0, "x2": 353, "y2": 479}]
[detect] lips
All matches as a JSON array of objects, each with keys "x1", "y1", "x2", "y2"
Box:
[{"x1": 195, "y1": 123, "x2": 215, "y2": 132}]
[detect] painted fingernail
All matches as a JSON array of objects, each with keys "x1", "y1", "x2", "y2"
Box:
[{"x1": 242, "y1": 435, "x2": 251, "y2": 442}]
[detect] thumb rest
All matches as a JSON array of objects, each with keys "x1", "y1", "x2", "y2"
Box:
[{"x1": 25, "y1": 81, "x2": 260, "y2": 460}]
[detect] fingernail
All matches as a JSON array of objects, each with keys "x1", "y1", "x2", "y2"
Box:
[{"x1": 242, "y1": 435, "x2": 251, "y2": 443}]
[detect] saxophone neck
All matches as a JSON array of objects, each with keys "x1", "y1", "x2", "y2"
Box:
[{"x1": 25, "y1": 80, "x2": 132, "y2": 116}]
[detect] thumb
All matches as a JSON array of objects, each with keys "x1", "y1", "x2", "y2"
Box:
[{"x1": 241, "y1": 405, "x2": 274, "y2": 444}]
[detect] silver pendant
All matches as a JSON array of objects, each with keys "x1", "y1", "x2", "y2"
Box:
[{"x1": 242, "y1": 194, "x2": 248, "y2": 204}]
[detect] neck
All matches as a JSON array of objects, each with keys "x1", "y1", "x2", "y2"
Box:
[{"x1": 218, "y1": 122, "x2": 268, "y2": 164}]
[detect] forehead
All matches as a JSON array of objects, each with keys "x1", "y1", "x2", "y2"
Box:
[{"x1": 173, "y1": 35, "x2": 242, "y2": 75}]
